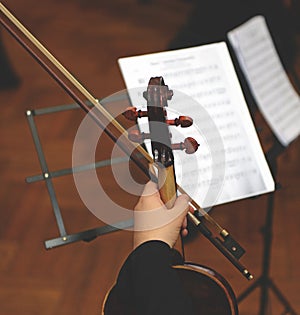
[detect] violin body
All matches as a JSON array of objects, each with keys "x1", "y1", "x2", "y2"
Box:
[
  {"x1": 174, "y1": 263, "x2": 238, "y2": 315},
  {"x1": 102, "y1": 261, "x2": 238, "y2": 315}
]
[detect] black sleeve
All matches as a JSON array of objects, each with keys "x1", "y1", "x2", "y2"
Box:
[{"x1": 104, "y1": 240, "x2": 195, "y2": 315}]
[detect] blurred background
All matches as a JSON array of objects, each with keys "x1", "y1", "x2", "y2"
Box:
[{"x1": 0, "y1": 1, "x2": 299, "y2": 314}]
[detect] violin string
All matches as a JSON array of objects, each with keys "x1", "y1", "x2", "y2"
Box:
[{"x1": 0, "y1": 2, "x2": 225, "y2": 236}]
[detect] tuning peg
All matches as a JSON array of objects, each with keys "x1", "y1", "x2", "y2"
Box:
[
  {"x1": 172, "y1": 137, "x2": 199, "y2": 154},
  {"x1": 128, "y1": 129, "x2": 150, "y2": 143},
  {"x1": 166, "y1": 116, "x2": 193, "y2": 128},
  {"x1": 123, "y1": 107, "x2": 148, "y2": 121}
]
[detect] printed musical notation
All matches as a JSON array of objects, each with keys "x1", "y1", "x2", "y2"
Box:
[
  {"x1": 118, "y1": 42, "x2": 274, "y2": 208},
  {"x1": 228, "y1": 15, "x2": 300, "y2": 146}
]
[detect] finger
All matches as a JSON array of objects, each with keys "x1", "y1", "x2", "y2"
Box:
[
  {"x1": 134, "y1": 181, "x2": 163, "y2": 211},
  {"x1": 141, "y1": 180, "x2": 159, "y2": 197},
  {"x1": 188, "y1": 205, "x2": 195, "y2": 214},
  {"x1": 182, "y1": 216, "x2": 187, "y2": 229},
  {"x1": 173, "y1": 194, "x2": 190, "y2": 218},
  {"x1": 181, "y1": 228, "x2": 188, "y2": 237}
]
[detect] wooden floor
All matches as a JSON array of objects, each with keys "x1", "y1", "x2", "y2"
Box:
[{"x1": 0, "y1": 1, "x2": 299, "y2": 314}]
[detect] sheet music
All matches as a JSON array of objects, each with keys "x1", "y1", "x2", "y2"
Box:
[
  {"x1": 228, "y1": 15, "x2": 300, "y2": 146},
  {"x1": 118, "y1": 42, "x2": 274, "y2": 208}
]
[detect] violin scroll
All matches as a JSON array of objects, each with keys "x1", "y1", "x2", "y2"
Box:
[{"x1": 123, "y1": 77, "x2": 199, "y2": 208}]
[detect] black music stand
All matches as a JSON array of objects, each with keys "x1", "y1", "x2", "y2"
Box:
[
  {"x1": 223, "y1": 18, "x2": 300, "y2": 313},
  {"x1": 25, "y1": 100, "x2": 133, "y2": 249},
  {"x1": 236, "y1": 135, "x2": 299, "y2": 315}
]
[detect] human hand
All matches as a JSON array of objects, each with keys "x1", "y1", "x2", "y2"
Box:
[{"x1": 133, "y1": 181, "x2": 191, "y2": 249}]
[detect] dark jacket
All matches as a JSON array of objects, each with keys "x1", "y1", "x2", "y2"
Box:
[{"x1": 103, "y1": 240, "x2": 195, "y2": 315}]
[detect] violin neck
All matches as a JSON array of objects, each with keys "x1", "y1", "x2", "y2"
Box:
[
  {"x1": 157, "y1": 164, "x2": 177, "y2": 209},
  {"x1": 157, "y1": 164, "x2": 184, "y2": 255}
]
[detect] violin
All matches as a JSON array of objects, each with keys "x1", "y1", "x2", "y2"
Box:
[
  {"x1": 0, "y1": 3, "x2": 252, "y2": 314},
  {"x1": 102, "y1": 77, "x2": 238, "y2": 315}
]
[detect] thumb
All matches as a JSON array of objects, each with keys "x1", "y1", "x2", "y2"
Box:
[{"x1": 172, "y1": 194, "x2": 190, "y2": 220}]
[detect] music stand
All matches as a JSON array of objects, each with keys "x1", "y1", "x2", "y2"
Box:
[
  {"x1": 236, "y1": 135, "x2": 298, "y2": 315},
  {"x1": 25, "y1": 100, "x2": 133, "y2": 249},
  {"x1": 227, "y1": 23, "x2": 299, "y2": 315}
]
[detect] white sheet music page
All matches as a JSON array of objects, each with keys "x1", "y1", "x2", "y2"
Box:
[
  {"x1": 118, "y1": 42, "x2": 274, "y2": 208},
  {"x1": 228, "y1": 15, "x2": 300, "y2": 146}
]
